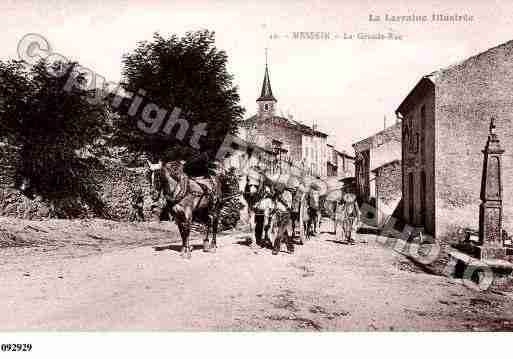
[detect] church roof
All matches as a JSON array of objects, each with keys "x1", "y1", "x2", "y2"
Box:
[
  {"x1": 257, "y1": 65, "x2": 277, "y2": 102},
  {"x1": 241, "y1": 115, "x2": 328, "y2": 138}
]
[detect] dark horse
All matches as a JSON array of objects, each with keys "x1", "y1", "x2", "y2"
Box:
[
  {"x1": 305, "y1": 189, "x2": 320, "y2": 236},
  {"x1": 289, "y1": 187, "x2": 310, "y2": 245},
  {"x1": 147, "y1": 160, "x2": 222, "y2": 259}
]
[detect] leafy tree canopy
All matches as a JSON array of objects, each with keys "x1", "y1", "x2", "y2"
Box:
[
  {"x1": 0, "y1": 59, "x2": 111, "y2": 215},
  {"x1": 110, "y1": 30, "x2": 245, "y2": 173}
]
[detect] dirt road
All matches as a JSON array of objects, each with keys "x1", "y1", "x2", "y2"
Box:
[{"x1": 1, "y1": 217, "x2": 513, "y2": 331}]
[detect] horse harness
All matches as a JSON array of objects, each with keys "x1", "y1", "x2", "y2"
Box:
[{"x1": 167, "y1": 165, "x2": 220, "y2": 207}]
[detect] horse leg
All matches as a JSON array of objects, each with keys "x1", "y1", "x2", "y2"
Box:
[
  {"x1": 203, "y1": 215, "x2": 211, "y2": 252},
  {"x1": 180, "y1": 207, "x2": 193, "y2": 259},
  {"x1": 299, "y1": 203, "x2": 305, "y2": 244},
  {"x1": 271, "y1": 218, "x2": 280, "y2": 255},
  {"x1": 211, "y1": 211, "x2": 218, "y2": 253},
  {"x1": 294, "y1": 217, "x2": 300, "y2": 245},
  {"x1": 183, "y1": 222, "x2": 192, "y2": 258},
  {"x1": 248, "y1": 208, "x2": 256, "y2": 249},
  {"x1": 177, "y1": 221, "x2": 189, "y2": 257},
  {"x1": 294, "y1": 215, "x2": 303, "y2": 245},
  {"x1": 286, "y1": 221, "x2": 294, "y2": 254}
]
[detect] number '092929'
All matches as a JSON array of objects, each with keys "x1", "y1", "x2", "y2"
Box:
[{"x1": 1, "y1": 344, "x2": 32, "y2": 352}]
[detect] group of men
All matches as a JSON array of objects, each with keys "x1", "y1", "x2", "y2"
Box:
[{"x1": 129, "y1": 170, "x2": 363, "y2": 247}]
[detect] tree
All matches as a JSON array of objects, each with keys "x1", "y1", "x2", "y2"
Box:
[
  {"x1": 0, "y1": 59, "x2": 112, "y2": 217},
  {"x1": 110, "y1": 30, "x2": 245, "y2": 174}
]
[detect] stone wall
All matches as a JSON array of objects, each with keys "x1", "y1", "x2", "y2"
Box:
[
  {"x1": 374, "y1": 160, "x2": 402, "y2": 227},
  {"x1": 0, "y1": 143, "x2": 154, "y2": 221},
  {"x1": 434, "y1": 40, "x2": 513, "y2": 239}
]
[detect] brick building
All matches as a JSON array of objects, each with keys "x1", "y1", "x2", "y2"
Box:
[
  {"x1": 238, "y1": 63, "x2": 328, "y2": 177},
  {"x1": 396, "y1": 40, "x2": 513, "y2": 238},
  {"x1": 352, "y1": 122, "x2": 402, "y2": 203}
]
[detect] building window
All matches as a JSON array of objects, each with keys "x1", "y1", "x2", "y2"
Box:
[{"x1": 264, "y1": 103, "x2": 269, "y2": 111}]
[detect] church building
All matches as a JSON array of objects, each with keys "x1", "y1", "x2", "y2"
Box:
[{"x1": 238, "y1": 62, "x2": 328, "y2": 177}]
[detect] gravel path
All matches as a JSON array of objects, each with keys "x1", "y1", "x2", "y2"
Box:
[{"x1": 1, "y1": 218, "x2": 512, "y2": 331}]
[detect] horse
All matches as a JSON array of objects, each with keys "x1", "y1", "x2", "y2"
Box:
[
  {"x1": 243, "y1": 166, "x2": 274, "y2": 249},
  {"x1": 306, "y1": 189, "x2": 320, "y2": 236},
  {"x1": 336, "y1": 193, "x2": 361, "y2": 244},
  {"x1": 301, "y1": 191, "x2": 311, "y2": 242},
  {"x1": 147, "y1": 160, "x2": 222, "y2": 259}
]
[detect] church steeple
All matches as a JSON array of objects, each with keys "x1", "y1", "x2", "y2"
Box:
[
  {"x1": 257, "y1": 64, "x2": 276, "y2": 102},
  {"x1": 257, "y1": 49, "x2": 277, "y2": 117}
]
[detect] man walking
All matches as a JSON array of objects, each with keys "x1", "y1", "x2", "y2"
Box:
[{"x1": 337, "y1": 193, "x2": 361, "y2": 244}]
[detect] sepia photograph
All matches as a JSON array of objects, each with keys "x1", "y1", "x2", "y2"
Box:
[{"x1": 0, "y1": 0, "x2": 512, "y2": 356}]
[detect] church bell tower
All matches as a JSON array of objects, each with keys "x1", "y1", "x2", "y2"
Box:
[{"x1": 257, "y1": 49, "x2": 277, "y2": 118}]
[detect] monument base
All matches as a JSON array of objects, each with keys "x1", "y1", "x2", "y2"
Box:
[
  {"x1": 448, "y1": 251, "x2": 513, "y2": 285},
  {"x1": 457, "y1": 239, "x2": 510, "y2": 261},
  {"x1": 476, "y1": 245, "x2": 508, "y2": 261}
]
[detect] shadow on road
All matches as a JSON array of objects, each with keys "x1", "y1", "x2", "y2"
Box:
[
  {"x1": 153, "y1": 244, "x2": 205, "y2": 252},
  {"x1": 357, "y1": 227, "x2": 380, "y2": 235},
  {"x1": 325, "y1": 239, "x2": 354, "y2": 246}
]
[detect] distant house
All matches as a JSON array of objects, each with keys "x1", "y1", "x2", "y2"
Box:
[
  {"x1": 396, "y1": 39, "x2": 513, "y2": 238},
  {"x1": 352, "y1": 122, "x2": 402, "y2": 226},
  {"x1": 326, "y1": 144, "x2": 355, "y2": 179},
  {"x1": 237, "y1": 63, "x2": 328, "y2": 178},
  {"x1": 352, "y1": 123, "x2": 401, "y2": 201}
]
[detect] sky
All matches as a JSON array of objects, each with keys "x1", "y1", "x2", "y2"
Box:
[{"x1": 1, "y1": 0, "x2": 513, "y2": 152}]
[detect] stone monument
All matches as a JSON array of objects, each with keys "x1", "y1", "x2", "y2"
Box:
[{"x1": 478, "y1": 118, "x2": 506, "y2": 260}]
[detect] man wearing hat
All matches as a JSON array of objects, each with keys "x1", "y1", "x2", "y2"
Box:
[{"x1": 337, "y1": 192, "x2": 361, "y2": 244}]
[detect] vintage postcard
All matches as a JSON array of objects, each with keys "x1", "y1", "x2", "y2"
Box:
[{"x1": 0, "y1": 0, "x2": 512, "y2": 357}]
